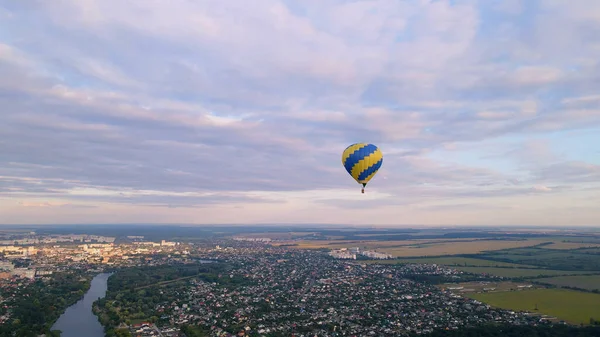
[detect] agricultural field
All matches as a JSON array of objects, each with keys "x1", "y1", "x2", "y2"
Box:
[
  {"x1": 232, "y1": 232, "x2": 320, "y2": 239},
  {"x1": 362, "y1": 257, "x2": 539, "y2": 268},
  {"x1": 439, "y1": 281, "x2": 542, "y2": 293},
  {"x1": 541, "y1": 242, "x2": 600, "y2": 250},
  {"x1": 378, "y1": 239, "x2": 548, "y2": 257},
  {"x1": 480, "y1": 248, "x2": 600, "y2": 271},
  {"x1": 272, "y1": 240, "x2": 360, "y2": 249},
  {"x1": 536, "y1": 275, "x2": 600, "y2": 291},
  {"x1": 536, "y1": 235, "x2": 600, "y2": 243},
  {"x1": 454, "y1": 267, "x2": 597, "y2": 278},
  {"x1": 273, "y1": 238, "x2": 480, "y2": 250},
  {"x1": 468, "y1": 288, "x2": 600, "y2": 325},
  {"x1": 578, "y1": 247, "x2": 600, "y2": 254},
  {"x1": 355, "y1": 233, "x2": 419, "y2": 237},
  {"x1": 278, "y1": 231, "x2": 600, "y2": 280}
]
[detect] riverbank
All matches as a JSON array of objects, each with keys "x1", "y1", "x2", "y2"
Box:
[
  {"x1": 51, "y1": 273, "x2": 113, "y2": 337},
  {"x1": 0, "y1": 270, "x2": 94, "y2": 337}
]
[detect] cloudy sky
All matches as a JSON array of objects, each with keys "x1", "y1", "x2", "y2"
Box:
[{"x1": 1, "y1": 0, "x2": 599, "y2": 226}]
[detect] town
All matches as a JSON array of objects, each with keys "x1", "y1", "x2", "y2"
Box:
[
  {"x1": 0, "y1": 232, "x2": 564, "y2": 337},
  {"x1": 153, "y1": 249, "x2": 546, "y2": 336}
]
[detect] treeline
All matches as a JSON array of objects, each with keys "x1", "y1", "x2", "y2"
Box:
[
  {"x1": 0, "y1": 271, "x2": 92, "y2": 337},
  {"x1": 417, "y1": 324, "x2": 600, "y2": 337}
]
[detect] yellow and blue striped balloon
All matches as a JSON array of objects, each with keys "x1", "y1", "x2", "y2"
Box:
[{"x1": 341, "y1": 143, "x2": 383, "y2": 193}]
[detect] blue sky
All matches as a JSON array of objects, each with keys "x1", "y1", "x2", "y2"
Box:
[{"x1": 1, "y1": 0, "x2": 599, "y2": 226}]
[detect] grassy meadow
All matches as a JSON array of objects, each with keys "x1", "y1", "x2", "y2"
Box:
[
  {"x1": 438, "y1": 281, "x2": 542, "y2": 293},
  {"x1": 536, "y1": 275, "x2": 600, "y2": 291},
  {"x1": 542, "y1": 242, "x2": 600, "y2": 250},
  {"x1": 479, "y1": 248, "x2": 600, "y2": 271},
  {"x1": 363, "y1": 256, "x2": 539, "y2": 268},
  {"x1": 377, "y1": 239, "x2": 548, "y2": 257},
  {"x1": 468, "y1": 288, "x2": 600, "y2": 325},
  {"x1": 453, "y1": 267, "x2": 597, "y2": 278},
  {"x1": 272, "y1": 238, "x2": 475, "y2": 250}
]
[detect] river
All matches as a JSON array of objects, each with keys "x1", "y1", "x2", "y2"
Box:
[{"x1": 51, "y1": 272, "x2": 112, "y2": 337}]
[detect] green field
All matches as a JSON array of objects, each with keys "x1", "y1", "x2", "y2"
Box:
[
  {"x1": 363, "y1": 257, "x2": 538, "y2": 268},
  {"x1": 537, "y1": 275, "x2": 600, "y2": 291},
  {"x1": 538, "y1": 236, "x2": 600, "y2": 244},
  {"x1": 469, "y1": 288, "x2": 600, "y2": 325},
  {"x1": 440, "y1": 281, "x2": 543, "y2": 293},
  {"x1": 455, "y1": 267, "x2": 597, "y2": 278},
  {"x1": 479, "y1": 248, "x2": 600, "y2": 271}
]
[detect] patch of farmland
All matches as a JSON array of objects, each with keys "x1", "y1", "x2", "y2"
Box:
[
  {"x1": 536, "y1": 275, "x2": 600, "y2": 291},
  {"x1": 379, "y1": 240, "x2": 547, "y2": 257},
  {"x1": 363, "y1": 257, "x2": 538, "y2": 268},
  {"x1": 468, "y1": 288, "x2": 600, "y2": 325},
  {"x1": 455, "y1": 267, "x2": 596, "y2": 278},
  {"x1": 541, "y1": 242, "x2": 600, "y2": 250},
  {"x1": 480, "y1": 249, "x2": 600, "y2": 271}
]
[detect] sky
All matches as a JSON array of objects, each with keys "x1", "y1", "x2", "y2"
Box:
[{"x1": 1, "y1": 0, "x2": 599, "y2": 226}]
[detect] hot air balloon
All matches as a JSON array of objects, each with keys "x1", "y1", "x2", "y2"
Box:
[{"x1": 341, "y1": 143, "x2": 383, "y2": 193}]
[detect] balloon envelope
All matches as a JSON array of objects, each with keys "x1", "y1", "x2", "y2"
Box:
[{"x1": 341, "y1": 143, "x2": 383, "y2": 186}]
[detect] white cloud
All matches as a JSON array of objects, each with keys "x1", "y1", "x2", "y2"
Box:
[{"x1": 1, "y1": 0, "x2": 600, "y2": 225}]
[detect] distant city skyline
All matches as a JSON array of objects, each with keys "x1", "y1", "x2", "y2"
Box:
[{"x1": 1, "y1": 1, "x2": 599, "y2": 226}]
